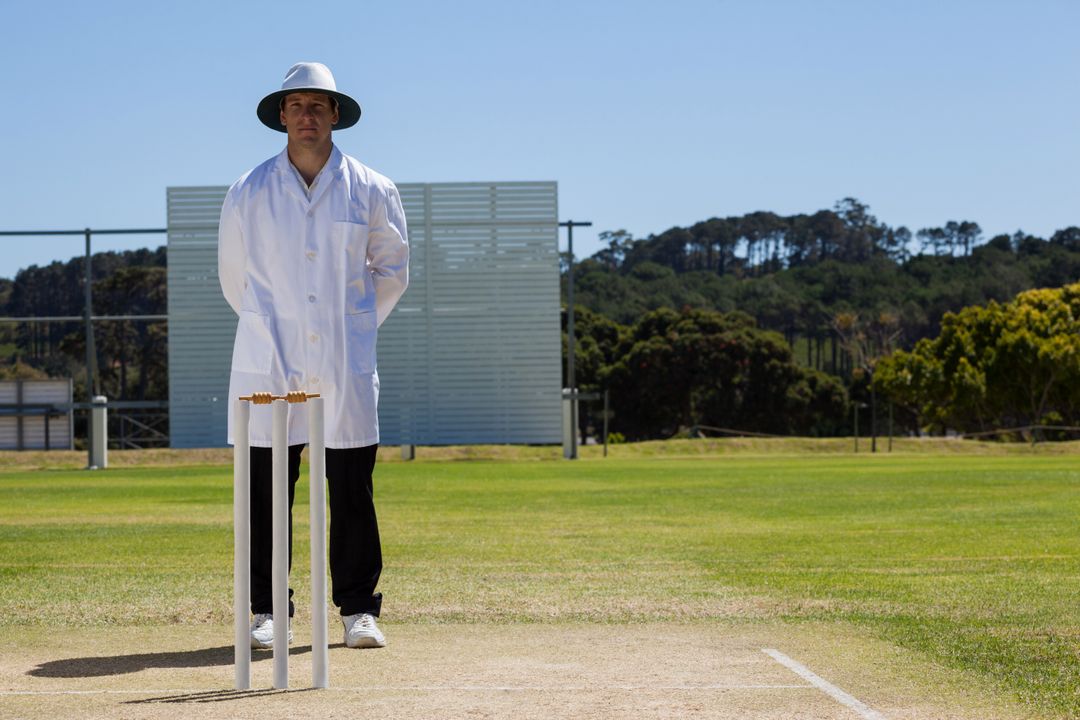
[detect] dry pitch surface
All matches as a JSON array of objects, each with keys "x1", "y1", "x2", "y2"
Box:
[{"x1": 2, "y1": 622, "x2": 1034, "y2": 720}]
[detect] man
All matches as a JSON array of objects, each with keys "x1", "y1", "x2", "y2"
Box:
[{"x1": 218, "y1": 62, "x2": 408, "y2": 650}]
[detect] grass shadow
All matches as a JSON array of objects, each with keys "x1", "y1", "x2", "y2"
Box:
[{"x1": 27, "y1": 644, "x2": 314, "y2": 678}]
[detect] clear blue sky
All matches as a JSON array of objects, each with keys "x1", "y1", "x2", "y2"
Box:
[{"x1": 1, "y1": 0, "x2": 1077, "y2": 279}]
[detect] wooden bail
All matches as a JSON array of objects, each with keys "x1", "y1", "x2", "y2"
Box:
[{"x1": 239, "y1": 392, "x2": 322, "y2": 404}]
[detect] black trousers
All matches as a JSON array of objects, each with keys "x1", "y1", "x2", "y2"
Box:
[{"x1": 248, "y1": 444, "x2": 383, "y2": 618}]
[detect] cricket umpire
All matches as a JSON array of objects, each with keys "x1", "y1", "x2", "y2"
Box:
[{"x1": 218, "y1": 62, "x2": 409, "y2": 649}]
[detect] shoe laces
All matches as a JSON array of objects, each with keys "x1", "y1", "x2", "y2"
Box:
[{"x1": 356, "y1": 614, "x2": 376, "y2": 630}]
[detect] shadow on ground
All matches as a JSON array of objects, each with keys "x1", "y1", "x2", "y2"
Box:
[
  {"x1": 28, "y1": 645, "x2": 316, "y2": 678},
  {"x1": 122, "y1": 687, "x2": 319, "y2": 704}
]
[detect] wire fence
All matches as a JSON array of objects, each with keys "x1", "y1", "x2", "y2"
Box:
[{"x1": 688, "y1": 423, "x2": 1080, "y2": 447}]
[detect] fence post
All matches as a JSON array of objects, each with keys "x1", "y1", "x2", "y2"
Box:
[
  {"x1": 603, "y1": 389, "x2": 609, "y2": 458},
  {"x1": 888, "y1": 402, "x2": 893, "y2": 452},
  {"x1": 15, "y1": 378, "x2": 24, "y2": 451},
  {"x1": 870, "y1": 385, "x2": 877, "y2": 453},
  {"x1": 853, "y1": 403, "x2": 860, "y2": 453},
  {"x1": 562, "y1": 389, "x2": 574, "y2": 459},
  {"x1": 89, "y1": 396, "x2": 108, "y2": 469}
]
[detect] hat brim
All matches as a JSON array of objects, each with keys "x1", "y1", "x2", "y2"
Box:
[{"x1": 257, "y1": 88, "x2": 361, "y2": 132}]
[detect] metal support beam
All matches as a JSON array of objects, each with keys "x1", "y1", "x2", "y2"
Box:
[
  {"x1": 0, "y1": 315, "x2": 169, "y2": 323},
  {"x1": 560, "y1": 220, "x2": 592, "y2": 460},
  {"x1": 84, "y1": 229, "x2": 98, "y2": 400}
]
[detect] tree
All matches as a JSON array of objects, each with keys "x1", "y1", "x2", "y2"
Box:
[
  {"x1": 917, "y1": 226, "x2": 949, "y2": 256},
  {"x1": 881, "y1": 226, "x2": 912, "y2": 263},
  {"x1": 736, "y1": 277, "x2": 802, "y2": 347},
  {"x1": 689, "y1": 218, "x2": 738, "y2": 274},
  {"x1": 561, "y1": 305, "x2": 628, "y2": 444},
  {"x1": 738, "y1": 211, "x2": 787, "y2": 274},
  {"x1": 832, "y1": 310, "x2": 902, "y2": 447},
  {"x1": 600, "y1": 307, "x2": 846, "y2": 439},
  {"x1": 93, "y1": 266, "x2": 168, "y2": 400},
  {"x1": 947, "y1": 220, "x2": 982, "y2": 256},
  {"x1": 804, "y1": 209, "x2": 848, "y2": 262},
  {"x1": 874, "y1": 283, "x2": 1080, "y2": 436},
  {"x1": 834, "y1": 197, "x2": 884, "y2": 262},
  {"x1": 1050, "y1": 227, "x2": 1080, "y2": 252},
  {"x1": 916, "y1": 221, "x2": 982, "y2": 257},
  {"x1": 593, "y1": 230, "x2": 635, "y2": 270}
]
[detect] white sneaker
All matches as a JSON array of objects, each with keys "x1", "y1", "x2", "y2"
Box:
[
  {"x1": 343, "y1": 613, "x2": 386, "y2": 648},
  {"x1": 250, "y1": 613, "x2": 292, "y2": 649}
]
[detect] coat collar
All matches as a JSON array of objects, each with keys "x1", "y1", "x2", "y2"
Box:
[{"x1": 272, "y1": 144, "x2": 346, "y2": 207}]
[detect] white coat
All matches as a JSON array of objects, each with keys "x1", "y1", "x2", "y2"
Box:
[{"x1": 218, "y1": 144, "x2": 409, "y2": 448}]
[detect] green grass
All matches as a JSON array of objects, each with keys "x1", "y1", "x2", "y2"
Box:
[{"x1": 1, "y1": 453, "x2": 1078, "y2": 715}]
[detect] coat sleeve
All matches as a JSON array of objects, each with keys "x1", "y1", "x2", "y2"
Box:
[
  {"x1": 217, "y1": 185, "x2": 245, "y2": 315},
  {"x1": 368, "y1": 182, "x2": 410, "y2": 327}
]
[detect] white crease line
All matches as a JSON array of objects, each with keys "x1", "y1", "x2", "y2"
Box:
[
  {"x1": 359, "y1": 684, "x2": 814, "y2": 692},
  {"x1": 0, "y1": 683, "x2": 812, "y2": 696},
  {"x1": 1, "y1": 689, "x2": 193, "y2": 696},
  {"x1": 762, "y1": 648, "x2": 887, "y2": 720}
]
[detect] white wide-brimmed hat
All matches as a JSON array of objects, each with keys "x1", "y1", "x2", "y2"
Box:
[{"x1": 257, "y1": 62, "x2": 361, "y2": 132}]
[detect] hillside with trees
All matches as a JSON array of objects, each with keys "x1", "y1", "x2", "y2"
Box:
[
  {"x1": 565, "y1": 198, "x2": 1080, "y2": 440},
  {"x1": 571, "y1": 199, "x2": 1080, "y2": 361}
]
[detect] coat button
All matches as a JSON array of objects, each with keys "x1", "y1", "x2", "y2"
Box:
[{"x1": 308, "y1": 294, "x2": 316, "y2": 303}]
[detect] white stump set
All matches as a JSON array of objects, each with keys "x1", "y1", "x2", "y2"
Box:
[{"x1": 234, "y1": 391, "x2": 328, "y2": 691}]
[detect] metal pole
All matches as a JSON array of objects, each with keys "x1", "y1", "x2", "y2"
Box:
[
  {"x1": 84, "y1": 229, "x2": 99, "y2": 399},
  {"x1": 15, "y1": 379, "x2": 23, "y2": 451},
  {"x1": 560, "y1": 220, "x2": 591, "y2": 461},
  {"x1": 603, "y1": 389, "x2": 609, "y2": 458},
  {"x1": 68, "y1": 378, "x2": 74, "y2": 451},
  {"x1": 853, "y1": 403, "x2": 859, "y2": 453},
  {"x1": 84, "y1": 229, "x2": 98, "y2": 466},
  {"x1": 870, "y1": 382, "x2": 877, "y2": 453},
  {"x1": 888, "y1": 402, "x2": 893, "y2": 452},
  {"x1": 567, "y1": 222, "x2": 576, "y2": 460},
  {"x1": 0, "y1": 228, "x2": 166, "y2": 237}
]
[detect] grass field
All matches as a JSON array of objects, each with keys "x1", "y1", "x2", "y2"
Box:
[{"x1": 1, "y1": 443, "x2": 1078, "y2": 717}]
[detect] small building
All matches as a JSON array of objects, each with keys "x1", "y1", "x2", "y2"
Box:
[
  {"x1": 0, "y1": 379, "x2": 74, "y2": 450},
  {"x1": 166, "y1": 181, "x2": 562, "y2": 448}
]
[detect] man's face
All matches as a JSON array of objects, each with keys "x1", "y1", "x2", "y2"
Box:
[{"x1": 280, "y1": 92, "x2": 339, "y2": 147}]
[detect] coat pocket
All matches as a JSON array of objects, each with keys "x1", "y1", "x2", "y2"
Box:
[
  {"x1": 335, "y1": 222, "x2": 373, "y2": 311},
  {"x1": 231, "y1": 311, "x2": 274, "y2": 375},
  {"x1": 345, "y1": 310, "x2": 377, "y2": 375},
  {"x1": 334, "y1": 221, "x2": 370, "y2": 259}
]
